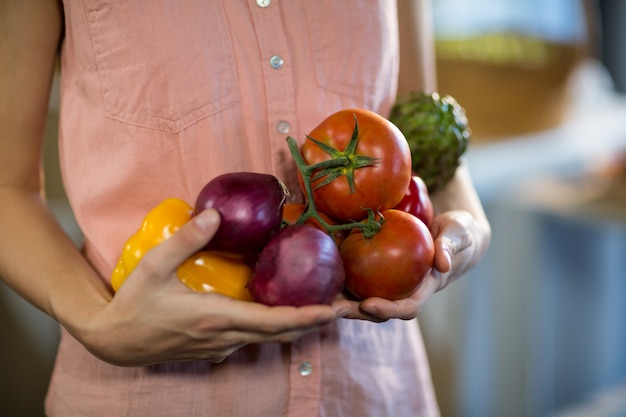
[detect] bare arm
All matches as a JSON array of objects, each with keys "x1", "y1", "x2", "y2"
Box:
[
  {"x1": 0, "y1": 0, "x2": 110, "y2": 323},
  {"x1": 0, "y1": 0, "x2": 346, "y2": 366},
  {"x1": 396, "y1": 0, "x2": 437, "y2": 95}
]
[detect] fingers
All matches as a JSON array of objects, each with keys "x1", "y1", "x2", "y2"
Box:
[
  {"x1": 358, "y1": 297, "x2": 418, "y2": 321},
  {"x1": 209, "y1": 297, "x2": 344, "y2": 334},
  {"x1": 175, "y1": 297, "x2": 348, "y2": 361},
  {"x1": 429, "y1": 210, "x2": 479, "y2": 277},
  {"x1": 181, "y1": 288, "x2": 348, "y2": 339},
  {"x1": 346, "y1": 273, "x2": 441, "y2": 321}
]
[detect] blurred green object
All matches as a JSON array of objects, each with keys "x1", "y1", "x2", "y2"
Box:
[
  {"x1": 435, "y1": 33, "x2": 557, "y2": 67},
  {"x1": 389, "y1": 92, "x2": 471, "y2": 192}
]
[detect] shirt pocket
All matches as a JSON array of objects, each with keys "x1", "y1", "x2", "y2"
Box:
[
  {"x1": 84, "y1": 0, "x2": 239, "y2": 133},
  {"x1": 302, "y1": 0, "x2": 397, "y2": 103}
]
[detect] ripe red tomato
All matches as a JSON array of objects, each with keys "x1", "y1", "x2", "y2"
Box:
[
  {"x1": 340, "y1": 209, "x2": 434, "y2": 300},
  {"x1": 282, "y1": 203, "x2": 347, "y2": 245},
  {"x1": 394, "y1": 175, "x2": 434, "y2": 227},
  {"x1": 300, "y1": 109, "x2": 411, "y2": 222}
]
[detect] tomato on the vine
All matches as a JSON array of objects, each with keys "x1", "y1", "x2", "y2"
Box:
[
  {"x1": 299, "y1": 108, "x2": 412, "y2": 222},
  {"x1": 394, "y1": 175, "x2": 434, "y2": 227},
  {"x1": 340, "y1": 209, "x2": 434, "y2": 300}
]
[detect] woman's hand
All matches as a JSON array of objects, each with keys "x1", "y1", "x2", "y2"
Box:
[
  {"x1": 77, "y1": 209, "x2": 349, "y2": 366},
  {"x1": 337, "y1": 208, "x2": 490, "y2": 322}
]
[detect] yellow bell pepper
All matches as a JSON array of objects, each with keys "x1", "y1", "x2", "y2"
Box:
[
  {"x1": 176, "y1": 251, "x2": 253, "y2": 301},
  {"x1": 111, "y1": 198, "x2": 194, "y2": 291},
  {"x1": 111, "y1": 198, "x2": 253, "y2": 301}
]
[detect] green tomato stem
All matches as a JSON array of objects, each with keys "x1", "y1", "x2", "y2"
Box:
[{"x1": 285, "y1": 136, "x2": 381, "y2": 238}]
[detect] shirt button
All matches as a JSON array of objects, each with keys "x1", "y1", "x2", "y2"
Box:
[
  {"x1": 269, "y1": 55, "x2": 284, "y2": 69},
  {"x1": 299, "y1": 361, "x2": 313, "y2": 377},
  {"x1": 276, "y1": 120, "x2": 290, "y2": 134},
  {"x1": 256, "y1": 0, "x2": 270, "y2": 7}
]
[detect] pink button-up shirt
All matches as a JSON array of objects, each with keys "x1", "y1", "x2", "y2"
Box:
[{"x1": 46, "y1": 1, "x2": 440, "y2": 416}]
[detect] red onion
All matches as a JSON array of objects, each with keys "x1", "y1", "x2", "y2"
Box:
[
  {"x1": 195, "y1": 172, "x2": 288, "y2": 255},
  {"x1": 248, "y1": 225, "x2": 346, "y2": 306}
]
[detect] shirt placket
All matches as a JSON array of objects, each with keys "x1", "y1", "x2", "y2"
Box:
[
  {"x1": 247, "y1": 1, "x2": 322, "y2": 410},
  {"x1": 286, "y1": 332, "x2": 322, "y2": 416},
  {"x1": 248, "y1": 0, "x2": 301, "y2": 201}
]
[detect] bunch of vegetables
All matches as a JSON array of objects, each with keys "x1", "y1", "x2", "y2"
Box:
[
  {"x1": 285, "y1": 108, "x2": 435, "y2": 300},
  {"x1": 110, "y1": 169, "x2": 345, "y2": 305},
  {"x1": 112, "y1": 100, "x2": 464, "y2": 306}
]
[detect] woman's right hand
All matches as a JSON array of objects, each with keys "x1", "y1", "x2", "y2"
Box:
[{"x1": 79, "y1": 209, "x2": 349, "y2": 366}]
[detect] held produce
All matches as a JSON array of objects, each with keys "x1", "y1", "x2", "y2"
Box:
[
  {"x1": 248, "y1": 225, "x2": 345, "y2": 306},
  {"x1": 111, "y1": 97, "x2": 465, "y2": 305},
  {"x1": 394, "y1": 175, "x2": 434, "y2": 227},
  {"x1": 110, "y1": 172, "x2": 289, "y2": 301},
  {"x1": 110, "y1": 171, "x2": 342, "y2": 305},
  {"x1": 340, "y1": 209, "x2": 434, "y2": 300},
  {"x1": 110, "y1": 198, "x2": 194, "y2": 292},
  {"x1": 110, "y1": 197, "x2": 252, "y2": 301},
  {"x1": 299, "y1": 108, "x2": 412, "y2": 221},
  {"x1": 195, "y1": 172, "x2": 288, "y2": 255},
  {"x1": 389, "y1": 91, "x2": 470, "y2": 192},
  {"x1": 286, "y1": 107, "x2": 438, "y2": 300},
  {"x1": 177, "y1": 251, "x2": 253, "y2": 301}
]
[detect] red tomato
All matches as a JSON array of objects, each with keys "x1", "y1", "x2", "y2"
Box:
[
  {"x1": 300, "y1": 109, "x2": 411, "y2": 221},
  {"x1": 340, "y1": 209, "x2": 434, "y2": 300},
  {"x1": 394, "y1": 175, "x2": 434, "y2": 227},
  {"x1": 282, "y1": 203, "x2": 347, "y2": 245}
]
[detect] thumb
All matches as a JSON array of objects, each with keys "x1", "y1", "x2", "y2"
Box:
[
  {"x1": 137, "y1": 208, "x2": 222, "y2": 278},
  {"x1": 432, "y1": 236, "x2": 453, "y2": 274}
]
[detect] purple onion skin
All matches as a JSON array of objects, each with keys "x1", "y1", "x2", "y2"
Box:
[
  {"x1": 249, "y1": 225, "x2": 346, "y2": 306},
  {"x1": 195, "y1": 172, "x2": 288, "y2": 255}
]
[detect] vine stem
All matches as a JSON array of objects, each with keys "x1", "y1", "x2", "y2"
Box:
[{"x1": 285, "y1": 136, "x2": 381, "y2": 238}]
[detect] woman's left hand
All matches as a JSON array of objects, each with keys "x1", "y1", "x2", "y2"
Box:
[{"x1": 336, "y1": 209, "x2": 490, "y2": 322}]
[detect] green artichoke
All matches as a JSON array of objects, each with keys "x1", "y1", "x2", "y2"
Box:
[{"x1": 389, "y1": 92, "x2": 471, "y2": 192}]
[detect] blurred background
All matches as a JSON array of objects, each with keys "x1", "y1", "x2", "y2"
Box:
[
  {"x1": 420, "y1": 0, "x2": 626, "y2": 416},
  {"x1": 1, "y1": 0, "x2": 625, "y2": 416}
]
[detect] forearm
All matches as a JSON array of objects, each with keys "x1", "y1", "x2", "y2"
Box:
[
  {"x1": 0, "y1": 188, "x2": 111, "y2": 333},
  {"x1": 0, "y1": 0, "x2": 108, "y2": 338},
  {"x1": 431, "y1": 163, "x2": 488, "y2": 227}
]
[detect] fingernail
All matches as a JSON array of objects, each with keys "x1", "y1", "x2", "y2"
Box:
[
  {"x1": 337, "y1": 307, "x2": 352, "y2": 317},
  {"x1": 362, "y1": 306, "x2": 379, "y2": 316},
  {"x1": 195, "y1": 209, "x2": 220, "y2": 233}
]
